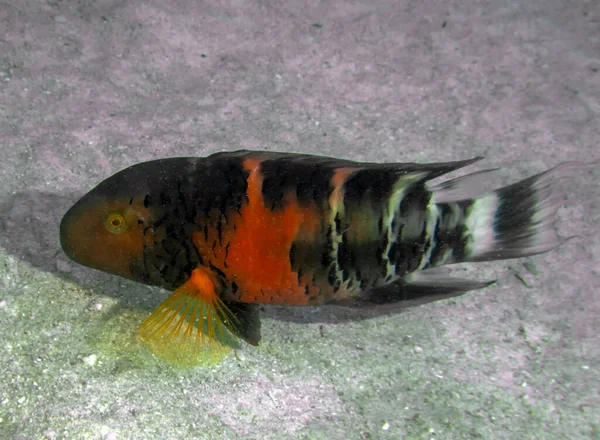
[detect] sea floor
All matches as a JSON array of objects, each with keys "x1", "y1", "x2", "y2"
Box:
[{"x1": 1, "y1": 1, "x2": 599, "y2": 439}]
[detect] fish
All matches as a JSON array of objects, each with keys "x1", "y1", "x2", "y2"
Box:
[{"x1": 59, "y1": 150, "x2": 582, "y2": 364}]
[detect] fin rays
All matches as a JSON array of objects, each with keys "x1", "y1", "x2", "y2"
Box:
[
  {"x1": 138, "y1": 281, "x2": 240, "y2": 366},
  {"x1": 466, "y1": 161, "x2": 589, "y2": 262}
]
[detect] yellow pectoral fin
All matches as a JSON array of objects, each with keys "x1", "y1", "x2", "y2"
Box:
[{"x1": 137, "y1": 267, "x2": 239, "y2": 366}]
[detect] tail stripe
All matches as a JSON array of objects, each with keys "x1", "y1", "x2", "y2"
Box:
[
  {"x1": 463, "y1": 194, "x2": 499, "y2": 259},
  {"x1": 414, "y1": 202, "x2": 439, "y2": 271}
]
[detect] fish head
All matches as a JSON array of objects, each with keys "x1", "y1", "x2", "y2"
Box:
[{"x1": 60, "y1": 159, "x2": 192, "y2": 283}]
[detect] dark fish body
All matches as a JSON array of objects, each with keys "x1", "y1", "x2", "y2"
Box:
[{"x1": 60, "y1": 150, "x2": 577, "y2": 364}]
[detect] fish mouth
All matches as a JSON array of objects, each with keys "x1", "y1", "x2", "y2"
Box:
[
  {"x1": 59, "y1": 204, "x2": 80, "y2": 262},
  {"x1": 59, "y1": 194, "x2": 98, "y2": 265}
]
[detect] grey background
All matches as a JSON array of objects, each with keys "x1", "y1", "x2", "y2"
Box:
[{"x1": 1, "y1": 0, "x2": 599, "y2": 439}]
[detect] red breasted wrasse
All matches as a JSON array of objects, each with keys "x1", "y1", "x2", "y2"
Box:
[{"x1": 60, "y1": 150, "x2": 580, "y2": 364}]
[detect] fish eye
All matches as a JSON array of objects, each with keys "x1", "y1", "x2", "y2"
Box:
[{"x1": 105, "y1": 213, "x2": 127, "y2": 234}]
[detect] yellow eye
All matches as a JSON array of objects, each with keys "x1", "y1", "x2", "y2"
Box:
[{"x1": 105, "y1": 213, "x2": 127, "y2": 234}]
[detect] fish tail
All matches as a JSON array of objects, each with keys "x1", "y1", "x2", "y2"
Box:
[{"x1": 433, "y1": 162, "x2": 586, "y2": 265}]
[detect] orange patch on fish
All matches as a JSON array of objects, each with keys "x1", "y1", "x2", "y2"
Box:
[
  {"x1": 328, "y1": 167, "x2": 357, "y2": 210},
  {"x1": 194, "y1": 158, "x2": 324, "y2": 305}
]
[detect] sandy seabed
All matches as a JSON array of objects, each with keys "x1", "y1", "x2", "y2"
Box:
[{"x1": 1, "y1": 1, "x2": 599, "y2": 439}]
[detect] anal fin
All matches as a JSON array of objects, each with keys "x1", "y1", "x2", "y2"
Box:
[
  {"x1": 138, "y1": 267, "x2": 240, "y2": 366},
  {"x1": 402, "y1": 267, "x2": 495, "y2": 295},
  {"x1": 358, "y1": 267, "x2": 495, "y2": 307}
]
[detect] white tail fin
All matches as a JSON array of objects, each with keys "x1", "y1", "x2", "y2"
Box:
[{"x1": 463, "y1": 162, "x2": 588, "y2": 262}]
